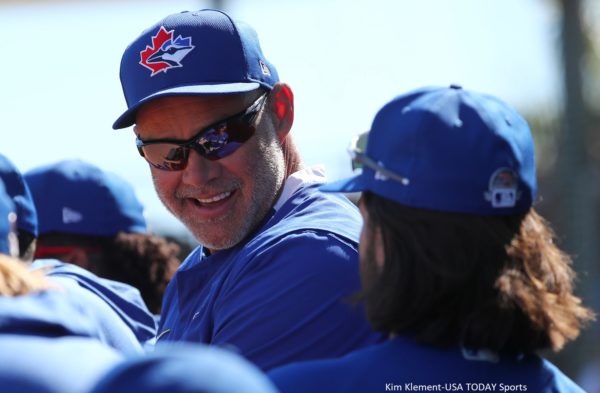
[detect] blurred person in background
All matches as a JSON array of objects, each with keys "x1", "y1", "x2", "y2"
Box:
[
  {"x1": 24, "y1": 159, "x2": 174, "y2": 349},
  {"x1": 98, "y1": 232, "x2": 180, "y2": 315},
  {"x1": 269, "y1": 85, "x2": 595, "y2": 392},
  {"x1": 25, "y1": 160, "x2": 180, "y2": 314},
  {"x1": 112, "y1": 8, "x2": 382, "y2": 370},
  {"x1": 0, "y1": 153, "x2": 38, "y2": 262},
  {"x1": 26, "y1": 159, "x2": 180, "y2": 315},
  {"x1": 0, "y1": 179, "x2": 122, "y2": 393}
]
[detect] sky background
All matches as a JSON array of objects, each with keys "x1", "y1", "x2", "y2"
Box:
[{"x1": 0, "y1": 0, "x2": 560, "y2": 237}]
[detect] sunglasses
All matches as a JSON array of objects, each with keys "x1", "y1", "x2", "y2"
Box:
[
  {"x1": 136, "y1": 93, "x2": 268, "y2": 171},
  {"x1": 349, "y1": 131, "x2": 410, "y2": 186}
]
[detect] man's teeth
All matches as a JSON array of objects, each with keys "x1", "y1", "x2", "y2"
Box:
[{"x1": 196, "y1": 191, "x2": 232, "y2": 204}]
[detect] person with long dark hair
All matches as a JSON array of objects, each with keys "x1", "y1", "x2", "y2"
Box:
[{"x1": 269, "y1": 85, "x2": 594, "y2": 392}]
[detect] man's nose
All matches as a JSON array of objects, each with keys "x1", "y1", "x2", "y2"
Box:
[{"x1": 181, "y1": 149, "x2": 222, "y2": 187}]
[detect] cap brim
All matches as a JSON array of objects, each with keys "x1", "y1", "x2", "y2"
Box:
[
  {"x1": 319, "y1": 174, "x2": 367, "y2": 194},
  {"x1": 113, "y1": 82, "x2": 262, "y2": 129}
]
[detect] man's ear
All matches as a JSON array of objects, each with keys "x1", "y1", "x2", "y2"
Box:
[{"x1": 269, "y1": 82, "x2": 294, "y2": 142}]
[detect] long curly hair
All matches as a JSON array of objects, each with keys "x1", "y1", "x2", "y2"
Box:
[
  {"x1": 358, "y1": 191, "x2": 595, "y2": 354},
  {"x1": 96, "y1": 233, "x2": 181, "y2": 314}
]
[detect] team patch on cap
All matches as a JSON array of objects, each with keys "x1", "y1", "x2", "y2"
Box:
[
  {"x1": 484, "y1": 168, "x2": 520, "y2": 208},
  {"x1": 139, "y1": 26, "x2": 195, "y2": 76}
]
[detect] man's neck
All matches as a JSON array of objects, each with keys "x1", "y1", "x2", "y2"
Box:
[{"x1": 282, "y1": 138, "x2": 304, "y2": 178}]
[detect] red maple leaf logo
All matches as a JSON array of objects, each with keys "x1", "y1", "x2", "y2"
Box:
[{"x1": 139, "y1": 26, "x2": 174, "y2": 76}]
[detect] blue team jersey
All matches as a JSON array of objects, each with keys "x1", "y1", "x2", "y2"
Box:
[
  {"x1": 158, "y1": 177, "x2": 383, "y2": 370},
  {"x1": 269, "y1": 336, "x2": 584, "y2": 393},
  {"x1": 0, "y1": 290, "x2": 122, "y2": 393},
  {"x1": 31, "y1": 259, "x2": 156, "y2": 352}
]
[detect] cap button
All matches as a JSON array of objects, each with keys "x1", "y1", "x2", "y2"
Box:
[{"x1": 450, "y1": 84, "x2": 462, "y2": 90}]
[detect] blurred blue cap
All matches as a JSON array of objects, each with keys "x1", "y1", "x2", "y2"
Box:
[
  {"x1": 24, "y1": 160, "x2": 147, "y2": 236},
  {"x1": 321, "y1": 85, "x2": 537, "y2": 215},
  {"x1": 90, "y1": 343, "x2": 278, "y2": 393},
  {"x1": 0, "y1": 179, "x2": 17, "y2": 255},
  {"x1": 0, "y1": 153, "x2": 38, "y2": 236},
  {"x1": 114, "y1": 9, "x2": 279, "y2": 129}
]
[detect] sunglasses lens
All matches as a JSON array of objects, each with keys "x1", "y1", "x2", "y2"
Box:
[
  {"x1": 200, "y1": 118, "x2": 256, "y2": 161},
  {"x1": 355, "y1": 132, "x2": 369, "y2": 153},
  {"x1": 141, "y1": 144, "x2": 189, "y2": 171},
  {"x1": 350, "y1": 132, "x2": 369, "y2": 172}
]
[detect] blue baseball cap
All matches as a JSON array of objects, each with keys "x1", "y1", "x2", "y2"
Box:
[
  {"x1": 0, "y1": 153, "x2": 38, "y2": 237},
  {"x1": 24, "y1": 160, "x2": 147, "y2": 237},
  {"x1": 90, "y1": 344, "x2": 278, "y2": 393},
  {"x1": 0, "y1": 179, "x2": 17, "y2": 255},
  {"x1": 321, "y1": 85, "x2": 537, "y2": 215},
  {"x1": 113, "y1": 9, "x2": 279, "y2": 129}
]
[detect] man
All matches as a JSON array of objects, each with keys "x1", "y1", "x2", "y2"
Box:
[
  {"x1": 114, "y1": 9, "x2": 381, "y2": 370},
  {"x1": 268, "y1": 85, "x2": 594, "y2": 392},
  {"x1": 0, "y1": 153, "x2": 38, "y2": 261}
]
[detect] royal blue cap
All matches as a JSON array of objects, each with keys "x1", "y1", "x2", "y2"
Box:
[
  {"x1": 90, "y1": 344, "x2": 278, "y2": 393},
  {"x1": 24, "y1": 160, "x2": 147, "y2": 237},
  {"x1": 0, "y1": 180, "x2": 17, "y2": 255},
  {"x1": 0, "y1": 153, "x2": 38, "y2": 237},
  {"x1": 113, "y1": 9, "x2": 279, "y2": 129},
  {"x1": 321, "y1": 85, "x2": 537, "y2": 215}
]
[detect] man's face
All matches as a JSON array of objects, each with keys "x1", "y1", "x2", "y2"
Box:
[{"x1": 135, "y1": 92, "x2": 285, "y2": 250}]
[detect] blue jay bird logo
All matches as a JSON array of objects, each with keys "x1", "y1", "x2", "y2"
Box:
[{"x1": 140, "y1": 26, "x2": 195, "y2": 76}]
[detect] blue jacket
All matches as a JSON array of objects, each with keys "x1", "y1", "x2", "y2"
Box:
[{"x1": 158, "y1": 182, "x2": 383, "y2": 370}]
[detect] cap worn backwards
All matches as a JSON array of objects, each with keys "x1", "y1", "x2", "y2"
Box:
[
  {"x1": 0, "y1": 153, "x2": 38, "y2": 237},
  {"x1": 0, "y1": 180, "x2": 17, "y2": 256},
  {"x1": 320, "y1": 85, "x2": 537, "y2": 216},
  {"x1": 24, "y1": 160, "x2": 147, "y2": 237},
  {"x1": 113, "y1": 9, "x2": 279, "y2": 129}
]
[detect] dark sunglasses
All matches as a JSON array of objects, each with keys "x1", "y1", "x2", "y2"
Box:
[
  {"x1": 349, "y1": 131, "x2": 410, "y2": 185},
  {"x1": 136, "y1": 93, "x2": 268, "y2": 171}
]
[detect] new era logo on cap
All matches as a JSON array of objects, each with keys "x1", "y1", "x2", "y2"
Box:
[{"x1": 62, "y1": 207, "x2": 83, "y2": 224}]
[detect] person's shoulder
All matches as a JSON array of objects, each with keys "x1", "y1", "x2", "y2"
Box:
[
  {"x1": 0, "y1": 289, "x2": 100, "y2": 338},
  {"x1": 240, "y1": 227, "x2": 359, "y2": 279},
  {"x1": 269, "y1": 341, "x2": 392, "y2": 393},
  {"x1": 267, "y1": 183, "x2": 362, "y2": 242},
  {"x1": 32, "y1": 258, "x2": 156, "y2": 343}
]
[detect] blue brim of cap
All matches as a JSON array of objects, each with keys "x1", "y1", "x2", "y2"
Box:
[
  {"x1": 113, "y1": 82, "x2": 262, "y2": 129},
  {"x1": 319, "y1": 174, "x2": 366, "y2": 194}
]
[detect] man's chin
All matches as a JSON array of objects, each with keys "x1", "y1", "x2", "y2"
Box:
[{"x1": 191, "y1": 225, "x2": 249, "y2": 251}]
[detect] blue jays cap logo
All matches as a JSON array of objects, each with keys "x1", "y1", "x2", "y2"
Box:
[{"x1": 139, "y1": 26, "x2": 195, "y2": 76}]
